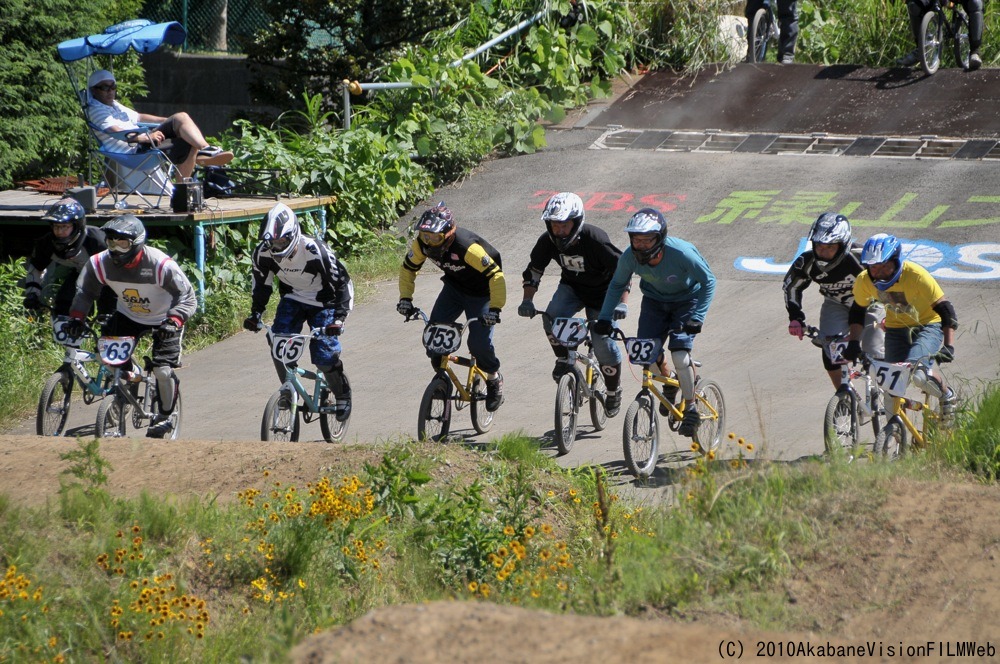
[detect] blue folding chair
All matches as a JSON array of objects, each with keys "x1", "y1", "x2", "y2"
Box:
[{"x1": 57, "y1": 20, "x2": 187, "y2": 209}]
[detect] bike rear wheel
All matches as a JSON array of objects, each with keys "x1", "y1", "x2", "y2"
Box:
[
  {"x1": 589, "y1": 368, "x2": 608, "y2": 432},
  {"x1": 418, "y1": 377, "x2": 452, "y2": 442},
  {"x1": 553, "y1": 372, "x2": 579, "y2": 455},
  {"x1": 623, "y1": 393, "x2": 659, "y2": 479},
  {"x1": 749, "y1": 8, "x2": 771, "y2": 63},
  {"x1": 37, "y1": 369, "x2": 73, "y2": 436},
  {"x1": 95, "y1": 394, "x2": 128, "y2": 438},
  {"x1": 261, "y1": 389, "x2": 299, "y2": 442},
  {"x1": 919, "y1": 11, "x2": 943, "y2": 74},
  {"x1": 693, "y1": 379, "x2": 726, "y2": 454},
  {"x1": 470, "y1": 374, "x2": 494, "y2": 434},
  {"x1": 823, "y1": 390, "x2": 859, "y2": 458},
  {"x1": 876, "y1": 417, "x2": 907, "y2": 459},
  {"x1": 952, "y1": 10, "x2": 971, "y2": 69}
]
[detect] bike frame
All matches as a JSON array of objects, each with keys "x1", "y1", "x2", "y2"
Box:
[
  {"x1": 409, "y1": 310, "x2": 487, "y2": 406},
  {"x1": 264, "y1": 324, "x2": 336, "y2": 422},
  {"x1": 544, "y1": 313, "x2": 602, "y2": 404},
  {"x1": 51, "y1": 316, "x2": 113, "y2": 399}
]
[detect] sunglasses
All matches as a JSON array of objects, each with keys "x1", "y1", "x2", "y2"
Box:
[{"x1": 92, "y1": 83, "x2": 117, "y2": 91}]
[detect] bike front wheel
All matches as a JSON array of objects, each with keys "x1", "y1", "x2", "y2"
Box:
[
  {"x1": 320, "y1": 375, "x2": 350, "y2": 444},
  {"x1": 470, "y1": 374, "x2": 494, "y2": 434},
  {"x1": 95, "y1": 394, "x2": 128, "y2": 439},
  {"x1": 589, "y1": 368, "x2": 608, "y2": 432},
  {"x1": 876, "y1": 417, "x2": 907, "y2": 460},
  {"x1": 418, "y1": 377, "x2": 452, "y2": 442},
  {"x1": 553, "y1": 372, "x2": 579, "y2": 455},
  {"x1": 919, "y1": 11, "x2": 943, "y2": 74},
  {"x1": 823, "y1": 390, "x2": 859, "y2": 458},
  {"x1": 623, "y1": 393, "x2": 659, "y2": 479},
  {"x1": 693, "y1": 379, "x2": 726, "y2": 454},
  {"x1": 952, "y1": 10, "x2": 971, "y2": 69},
  {"x1": 261, "y1": 390, "x2": 299, "y2": 442},
  {"x1": 37, "y1": 369, "x2": 73, "y2": 436},
  {"x1": 748, "y1": 8, "x2": 771, "y2": 63}
]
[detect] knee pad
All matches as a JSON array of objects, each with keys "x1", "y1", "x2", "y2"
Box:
[
  {"x1": 670, "y1": 350, "x2": 696, "y2": 397},
  {"x1": 911, "y1": 367, "x2": 944, "y2": 399},
  {"x1": 152, "y1": 366, "x2": 178, "y2": 412}
]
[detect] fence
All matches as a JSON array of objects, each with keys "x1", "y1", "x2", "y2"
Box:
[{"x1": 141, "y1": 0, "x2": 269, "y2": 54}]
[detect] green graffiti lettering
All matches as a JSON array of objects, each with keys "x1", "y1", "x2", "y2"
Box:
[
  {"x1": 938, "y1": 196, "x2": 1000, "y2": 228},
  {"x1": 695, "y1": 190, "x2": 780, "y2": 224}
]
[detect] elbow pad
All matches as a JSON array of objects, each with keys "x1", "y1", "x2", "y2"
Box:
[
  {"x1": 932, "y1": 300, "x2": 958, "y2": 329},
  {"x1": 847, "y1": 302, "x2": 867, "y2": 327},
  {"x1": 521, "y1": 267, "x2": 542, "y2": 289}
]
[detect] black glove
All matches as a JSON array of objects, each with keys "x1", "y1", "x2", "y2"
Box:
[
  {"x1": 936, "y1": 344, "x2": 955, "y2": 363},
  {"x1": 613, "y1": 303, "x2": 628, "y2": 321},
  {"x1": 396, "y1": 298, "x2": 415, "y2": 317},
  {"x1": 64, "y1": 317, "x2": 87, "y2": 339},
  {"x1": 517, "y1": 300, "x2": 537, "y2": 318},
  {"x1": 683, "y1": 320, "x2": 702, "y2": 335},
  {"x1": 592, "y1": 319, "x2": 613, "y2": 337},
  {"x1": 842, "y1": 339, "x2": 862, "y2": 363},
  {"x1": 23, "y1": 291, "x2": 43, "y2": 311},
  {"x1": 481, "y1": 308, "x2": 501, "y2": 327},
  {"x1": 325, "y1": 320, "x2": 345, "y2": 336},
  {"x1": 154, "y1": 319, "x2": 181, "y2": 342},
  {"x1": 243, "y1": 312, "x2": 262, "y2": 332}
]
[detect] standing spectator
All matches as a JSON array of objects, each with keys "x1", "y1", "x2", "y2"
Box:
[{"x1": 745, "y1": 0, "x2": 799, "y2": 64}]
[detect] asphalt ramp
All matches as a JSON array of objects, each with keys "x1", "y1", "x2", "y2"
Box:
[{"x1": 592, "y1": 63, "x2": 1000, "y2": 139}]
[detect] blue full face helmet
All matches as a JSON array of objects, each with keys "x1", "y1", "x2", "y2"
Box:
[{"x1": 860, "y1": 233, "x2": 904, "y2": 291}]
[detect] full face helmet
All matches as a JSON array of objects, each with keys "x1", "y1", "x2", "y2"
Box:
[
  {"x1": 624, "y1": 208, "x2": 667, "y2": 265},
  {"x1": 42, "y1": 197, "x2": 87, "y2": 258},
  {"x1": 102, "y1": 215, "x2": 147, "y2": 267},
  {"x1": 860, "y1": 233, "x2": 904, "y2": 291},
  {"x1": 261, "y1": 203, "x2": 300, "y2": 261},
  {"x1": 808, "y1": 212, "x2": 852, "y2": 270},
  {"x1": 541, "y1": 192, "x2": 585, "y2": 251},
  {"x1": 415, "y1": 203, "x2": 455, "y2": 259}
]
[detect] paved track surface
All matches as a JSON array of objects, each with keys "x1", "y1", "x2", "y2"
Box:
[{"x1": 10, "y1": 63, "x2": 1000, "y2": 491}]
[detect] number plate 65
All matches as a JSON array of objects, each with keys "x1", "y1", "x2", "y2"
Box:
[
  {"x1": 422, "y1": 323, "x2": 463, "y2": 354},
  {"x1": 271, "y1": 335, "x2": 306, "y2": 363},
  {"x1": 625, "y1": 338, "x2": 660, "y2": 366}
]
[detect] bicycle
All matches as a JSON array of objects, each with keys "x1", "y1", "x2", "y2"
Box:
[
  {"x1": 804, "y1": 326, "x2": 886, "y2": 460},
  {"x1": 91, "y1": 327, "x2": 183, "y2": 440},
  {"x1": 917, "y1": 0, "x2": 971, "y2": 74},
  {"x1": 259, "y1": 323, "x2": 351, "y2": 443},
  {"x1": 611, "y1": 329, "x2": 726, "y2": 479},
  {"x1": 404, "y1": 309, "x2": 498, "y2": 442},
  {"x1": 36, "y1": 315, "x2": 115, "y2": 436},
  {"x1": 871, "y1": 355, "x2": 950, "y2": 459},
  {"x1": 748, "y1": 2, "x2": 779, "y2": 63},
  {"x1": 541, "y1": 314, "x2": 609, "y2": 455}
]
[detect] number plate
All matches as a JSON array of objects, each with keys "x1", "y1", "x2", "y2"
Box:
[
  {"x1": 827, "y1": 339, "x2": 848, "y2": 365},
  {"x1": 551, "y1": 317, "x2": 589, "y2": 347},
  {"x1": 871, "y1": 359, "x2": 912, "y2": 397},
  {"x1": 52, "y1": 316, "x2": 83, "y2": 348},
  {"x1": 422, "y1": 322, "x2": 464, "y2": 355},
  {"x1": 97, "y1": 336, "x2": 136, "y2": 366},
  {"x1": 270, "y1": 334, "x2": 307, "y2": 363},
  {"x1": 624, "y1": 338, "x2": 660, "y2": 366}
]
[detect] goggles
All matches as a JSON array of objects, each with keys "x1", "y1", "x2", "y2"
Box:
[
  {"x1": 106, "y1": 237, "x2": 133, "y2": 253},
  {"x1": 269, "y1": 235, "x2": 293, "y2": 253},
  {"x1": 418, "y1": 230, "x2": 447, "y2": 247}
]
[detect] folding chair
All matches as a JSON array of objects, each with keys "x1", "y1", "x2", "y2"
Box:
[{"x1": 57, "y1": 20, "x2": 187, "y2": 209}]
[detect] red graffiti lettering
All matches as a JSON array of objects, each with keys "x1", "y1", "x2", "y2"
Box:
[
  {"x1": 584, "y1": 192, "x2": 635, "y2": 212},
  {"x1": 639, "y1": 194, "x2": 686, "y2": 213}
]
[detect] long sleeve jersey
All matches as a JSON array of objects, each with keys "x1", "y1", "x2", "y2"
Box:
[
  {"x1": 522, "y1": 225, "x2": 624, "y2": 309},
  {"x1": 782, "y1": 246, "x2": 866, "y2": 322},
  {"x1": 399, "y1": 227, "x2": 506, "y2": 310},
  {"x1": 250, "y1": 236, "x2": 354, "y2": 320}
]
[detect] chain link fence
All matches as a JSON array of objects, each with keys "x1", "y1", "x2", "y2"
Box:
[{"x1": 141, "y1": 0, "x2": 269, "y2": 54}]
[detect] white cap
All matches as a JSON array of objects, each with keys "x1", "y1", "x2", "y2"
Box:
[{"x1": 87, "y1": 69, "x2": 115, "y2": 88}]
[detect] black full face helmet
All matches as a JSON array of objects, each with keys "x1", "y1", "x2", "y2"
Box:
[
  {"x1": 624, "y1": 208, "x2": 668, "y2": 265},
  {"x1": 415, "y1": 203, "x2": 456, "y2": 259},
  {"x1": 541, "y1": 192, "x2": 585, "y2": 251},
  {"x1": 102, "y1": 215, "x2": 147, "y2": 267},
  {"x1": 42, "y1": 197, "x2": 87, "y2": 258}
]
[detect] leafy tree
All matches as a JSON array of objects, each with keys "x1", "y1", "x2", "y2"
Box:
[
  {"x1": 0, "y1": 0, "x2": 141, "y2": 188},
  {"x1": 244, "y1": 0, "x2": 473, "y2": 114}
]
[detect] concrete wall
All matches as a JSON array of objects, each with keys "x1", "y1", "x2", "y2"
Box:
[{"x1": 137, "y1": 50, "x2": 280, "y2": 139}]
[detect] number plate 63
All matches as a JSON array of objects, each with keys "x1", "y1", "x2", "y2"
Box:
[{"x1": 97, "y1": 336, "x2": 137, "y2": 366}]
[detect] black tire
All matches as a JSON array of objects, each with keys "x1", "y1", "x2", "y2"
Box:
[
  {"x1": 418, "y1": 377, "x2": 451, "y2": 442},
  {"x1": 320, "y1": 375, "x2": 350, "y2": 444},
  {"x1": 95, "y1": 395, "x2": 127, "y2": 439},
  {"x1": 623, "y1": 393, "x2": 659, "y2": 479},
  {"x1": 37, "y1": 369, "x2": 73, "y2": 436},
  {"x1": 919, "y1": 11, "x2": 943, "y2": 75},
  {"x1": 876, "y1": 418, "x2": 907, "y2": 460},
  {"x1": 153, "y1": 391, "x2": 183, "y2": 440},
  {"x1": 470, "y1": 374, "x2": 494, "y2": 434},
  {"x1": 749, "y1": 8, "x2": 771, "y2": 63},
  {"x1": 953, "y1": 10, "x2": 971, "y2": 69},
  {"x1": 553, "y1": 372, "x2": 579, "y2": 455},
  {"x1": 261, "y1": 390, "x2": 299, "y2": 442},
  {"x1": 589, "y1": 368, "x2": 608, "y2": 432},
  {"x1": 823, "y1": 390, "x2": 859, "y2": 457},
  {"x1": 693, "y1": 380, "x2": 726, "y2": 454}
]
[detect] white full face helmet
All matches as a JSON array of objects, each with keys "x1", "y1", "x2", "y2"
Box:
[
  {"x1": 624, "y1": 208, "x2": 667, "y2": 265},
  {"x1": 261, "y1": 203, "x2": 300, "y2": 261},
  {"x1": 808, "y1": 212, "x2": 852, "y2": 270},
  {"x1": 541, "y1": 192, "x2": 585, "y2": 251}
]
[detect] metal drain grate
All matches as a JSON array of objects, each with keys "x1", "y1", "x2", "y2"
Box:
[{"x1": 591, "y1": 128, "x2": 1000, "y2": 161}]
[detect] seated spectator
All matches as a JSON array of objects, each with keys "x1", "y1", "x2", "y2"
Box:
[{"x1": 86, "y1": 69, "x2": 233, "y2": 180}]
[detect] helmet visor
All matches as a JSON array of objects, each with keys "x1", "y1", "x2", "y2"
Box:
[
  {"x1": 106, "y1": 237, "x2": 133, "y2": 254},
  {"x1": 419, "y1": 230, "x2": 447, "y2": 247},
  {"x1": 269, "y1": 235, "x2": 293, "y2": 254}
]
